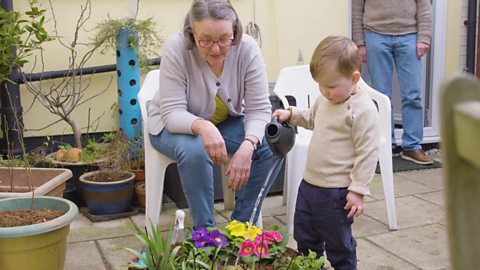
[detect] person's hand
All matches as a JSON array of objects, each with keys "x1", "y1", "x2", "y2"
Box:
[
  {"x1": 225, "y1": 140, "x2": 255, "y2": 191},
  {"x1": 344, "y1": 191, "x2": 365, "y2": 218},
  {"x1": 272, "y1": 109, "x2": 291, "y2": 123},
  {"x1": 192, "y1": 119, "x2": 228, "y2": 165},
  {"x1": 357, "y1": 45, "x2": 367, "y2": 63},
  {"x1": 417, "y1": 42, "x2": 430, "y2": 59}
]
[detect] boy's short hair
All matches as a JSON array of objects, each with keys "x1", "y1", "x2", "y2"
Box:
[{"x1": 310, "y1": 35, "x2": 362, "y2": 80}]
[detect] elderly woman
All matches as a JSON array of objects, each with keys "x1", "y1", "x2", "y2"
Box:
[{"x1": 147, "y1": 0, "x2": 280, "y2": 228}]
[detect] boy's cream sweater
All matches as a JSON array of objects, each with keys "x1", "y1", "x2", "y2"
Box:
[
  {"x1": 288, "y1": 89, "x2": 379, "y2": 196},
  {"x1": 352, "y1": 0, "x2": 432, "y2": 46}
]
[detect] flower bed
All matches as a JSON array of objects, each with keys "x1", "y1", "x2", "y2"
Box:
[{"x1": 127, "y1": 220, "x2": 325, "y2": 270}]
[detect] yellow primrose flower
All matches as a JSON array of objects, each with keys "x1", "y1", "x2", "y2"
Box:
[
  {"x1": 226, "y1": 220, "x2": 246, "y2": 238},
  {"x1": 244, "y1": 222, "x2": 262, "y2": 241}
]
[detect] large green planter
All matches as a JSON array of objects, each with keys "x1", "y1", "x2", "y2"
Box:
[{"x1": 0, "y1": 196, "x2": 79, "y2": 270}]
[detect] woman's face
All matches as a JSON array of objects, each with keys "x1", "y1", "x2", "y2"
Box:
[{"x1": 193, "y1": 19, "x2": 234, "y2": 69}]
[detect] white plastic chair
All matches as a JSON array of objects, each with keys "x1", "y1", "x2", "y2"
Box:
[
  {"x1": 273, "y1": 65, "x2": 397, "y2": 233},
  {"x1": 138, "y1": 70, "x2": 262, "y2": 229}
]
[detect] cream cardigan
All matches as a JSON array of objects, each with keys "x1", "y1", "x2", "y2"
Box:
[{"x1": 147, "y1": 33, "x2": 271, "y2": 141}]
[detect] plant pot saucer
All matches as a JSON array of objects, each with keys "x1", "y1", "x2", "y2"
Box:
[{"x1": 80, "y1": 206, "x2": 139, "y2": 222}]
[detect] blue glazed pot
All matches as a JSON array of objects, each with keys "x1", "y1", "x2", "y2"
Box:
[{"x1": 79, "y1": 171, "x2": 135, "y2": 215}]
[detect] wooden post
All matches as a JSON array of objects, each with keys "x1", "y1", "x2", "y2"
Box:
[{"x1": 440, "y1": 73, "x2": 480, "y2": 269}]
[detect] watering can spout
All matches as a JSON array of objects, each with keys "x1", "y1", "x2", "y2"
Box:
[{"x1": 265, "y1": 117, "x2": 296, "y2": 157}]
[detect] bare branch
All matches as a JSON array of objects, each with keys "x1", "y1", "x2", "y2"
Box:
[{"x1": 22, "y1": 0, "x2": 111, "y2": 149}]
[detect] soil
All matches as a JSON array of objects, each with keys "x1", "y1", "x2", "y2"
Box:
[{"x1": 0, "y1": 209, "x2": 64, "y2": 227}]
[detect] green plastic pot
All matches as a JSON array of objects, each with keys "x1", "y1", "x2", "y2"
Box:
[{"x1": 0, "y1": 196, "x2": 79, "y2": 270}]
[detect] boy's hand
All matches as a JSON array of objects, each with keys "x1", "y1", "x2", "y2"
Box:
[
  {"x1": 344, "y1": 191, "x2": 365, "y2": 218},
  {"x1": 272, "y1": 109, "x2": 291, "y2": 123}
]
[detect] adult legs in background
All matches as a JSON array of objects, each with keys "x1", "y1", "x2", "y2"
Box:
[
  {"x1": 394, "y1": 33, "x2": 424, "y2": 151},
  {"x1": 365, "y1": 30, "x2": 396, "y2": 147},
  {"x1": 366, "y1": 30, "x2": 425, "y2": 151},
  {"x1": 294, "y1": 180, "x2": 357, "y2": 270}
]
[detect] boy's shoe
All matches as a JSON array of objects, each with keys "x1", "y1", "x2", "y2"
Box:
[{"x1": 400, "y1": 149, "x2": 434, "y2": 165}]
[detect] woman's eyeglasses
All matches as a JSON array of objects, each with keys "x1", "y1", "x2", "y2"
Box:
[{"x1": 197, "y1": 38, "x2": 233, "y2": 48}]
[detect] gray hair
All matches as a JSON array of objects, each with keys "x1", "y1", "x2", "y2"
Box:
[{"x1": 183, "y1": 0, "x2": 243, "y2": 49}]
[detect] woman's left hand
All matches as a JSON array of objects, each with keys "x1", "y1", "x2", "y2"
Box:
[{"x1": 225, "y1": 141, "x2": 255, "y2": 191}]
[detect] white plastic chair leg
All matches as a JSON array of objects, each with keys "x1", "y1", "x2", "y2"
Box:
[
  {"x1": 378, "y1": 136, "x2": 398, "y2": 230},
  {"x1": 285, "y1": 134, "x2": 310, "y2": 235}
]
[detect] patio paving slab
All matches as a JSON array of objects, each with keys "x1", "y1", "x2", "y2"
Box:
[
  {"x1": 65, "y1": 241, "x2": 107, "y2": 270},
  {"x1": 356, "y1": 238, "x2": 418, "y2": 270},
  {"x1": 367, "y1": 224, "x2": 450, "y2": 269},
  {"x1": 365, "y1": 195, "x2": 445, "y2": 229}
]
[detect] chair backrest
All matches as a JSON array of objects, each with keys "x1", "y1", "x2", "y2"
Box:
[
  {"x1": 358, "y1": 77, "x2": 392, "y2": 147},
  {"x1": 273, "y1": 65, "x2": 319, "y2": 110},
  {"x1": 138, "y1": 70, "x2": 160, "y2": 125},
  {"x1": 273, "y1": 65, "x2": 392, "y2": 145}
]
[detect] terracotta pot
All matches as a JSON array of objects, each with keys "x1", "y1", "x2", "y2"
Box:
[{"x1": 134, "y1": 181, "x2": 145, "y2": 208}]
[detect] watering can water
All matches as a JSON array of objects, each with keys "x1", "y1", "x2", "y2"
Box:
[{"x1": 248, "y1": 117, "x2": 296, "y2": 225}]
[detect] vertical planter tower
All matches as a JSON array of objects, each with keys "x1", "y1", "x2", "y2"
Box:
[{"x1": 116, "y1": 29, "x2": 141, "y2": 141}]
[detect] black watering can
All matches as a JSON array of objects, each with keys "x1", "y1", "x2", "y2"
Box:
[
  {"x1": 248, "y1": 117, "x2": 296, "y2": 225},
  {"x1": 265, "y1": 117, "x2": 296, "y2": 157}
]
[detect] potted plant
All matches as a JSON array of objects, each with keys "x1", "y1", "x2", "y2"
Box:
[
  {"x1": 0, "y1": 196, "x2": 79, "y2": 270},
  {"x1": 126, "y1": 220, "x2": 182, "y2": 270},
  {"x1": 91, "y1": 9, "x2": 163, "y2": 74},
  {"x1": 91, "y1": 1, "x2": 163, "y2": 142},
  {"x1": 79, "y1": 132, "x2": 135, "y2": 216},
  {"x1": 126, "y1": 219, "x2": 325, "y2": 269}
]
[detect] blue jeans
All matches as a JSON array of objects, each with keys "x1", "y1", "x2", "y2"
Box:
[
  {"x1": 149, "y1": 116, "x2": 281, "y2": 228},
  {"x1": 365, "y1": 29, "x2": 424, "y2": 151},
  {"x1": 294, "y1": 180, "x2": 356, "y2": 270}
]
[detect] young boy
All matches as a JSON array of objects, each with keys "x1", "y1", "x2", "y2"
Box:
[{"x1": 273, "y1": 35, "x2": 379, "y2": 269}]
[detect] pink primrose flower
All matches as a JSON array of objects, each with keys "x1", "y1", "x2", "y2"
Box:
[
  {"x1": 254, "y1": 242, "x2": 269, "y2": 258},
  {"x1": 240, "y1": 239, "x2": 255, "y2": 257},
  {"x1": 268, "y1": 230, "x2": 283, "y2": 243}
]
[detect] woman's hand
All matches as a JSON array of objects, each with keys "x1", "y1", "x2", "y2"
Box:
[
  {"x1": 192, "y1": 119, "x2": 228, "y2": 165},
  {"x1": 226, "y1": 140, "x2": 255, "y2": 191},
  {"x1": 344, "y1": 191, "x2": 365, "y2": 218},
  {"x1": 272, "y1": 109, "x2": 291, "y2": 123}
]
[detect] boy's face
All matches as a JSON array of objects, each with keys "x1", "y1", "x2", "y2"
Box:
[{"x1": 316, "y1": 63, "x2": 360, "y2": 104}]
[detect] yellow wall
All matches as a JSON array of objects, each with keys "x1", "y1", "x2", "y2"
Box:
[
  {"x1": 11, "y1": 0, "x2": 461, "y2": 138},
  {"x1": 444, "y1": 0, "x2": 462, "y2": 77}
]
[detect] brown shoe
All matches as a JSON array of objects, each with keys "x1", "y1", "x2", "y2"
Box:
[{"x1": 400, "y1": 149, "x2": 434, "y2": 165}]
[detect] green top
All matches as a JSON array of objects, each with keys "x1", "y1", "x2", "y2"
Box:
[{"x1": 211, "y1": 95, "x2": 229, "y2": 125}]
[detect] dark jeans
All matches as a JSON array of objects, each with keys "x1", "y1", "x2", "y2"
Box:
[{"x1": 294, "y1": 180, "x2": 357, "y2": 270}]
